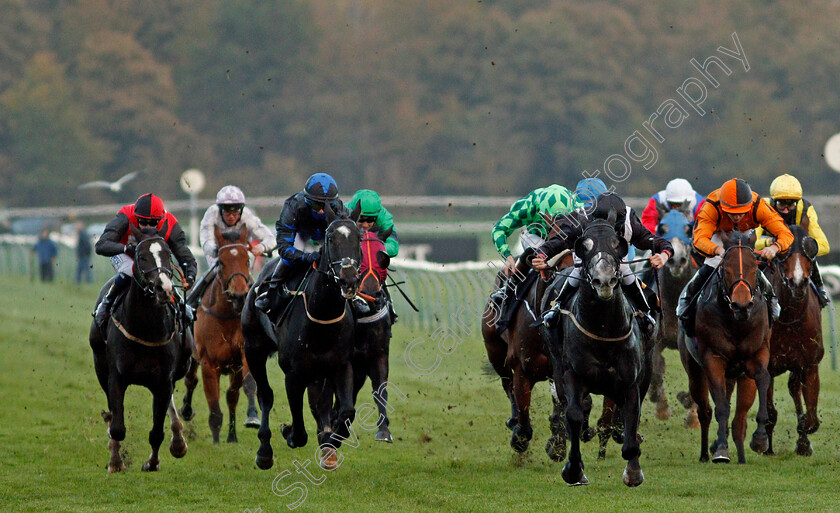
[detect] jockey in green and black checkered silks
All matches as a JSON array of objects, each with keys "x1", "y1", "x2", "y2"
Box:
[{"x1": 491, "y1": 184, "x2": 581, "y2": 276}]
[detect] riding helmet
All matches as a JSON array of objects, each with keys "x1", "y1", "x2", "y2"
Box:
[
  {"x1": 769, "y1": 174, "x2": 803, "y2": 201},
  {"x1": 353, "y1": 189, "x2": 383, "y2": 218},
  {"x1": 303, "y1": 173, "x2": 339, "y2": 202},
  {"x1": 134, "y1": 193, "x2": 165, "y2": 222},
  {"x1": 591, "y1": 192, "x2": 627, "y2": 225},
  {"x1": 719, "y1": 178, "x2": 754, "y2": 214},
  {"x1": 665, "y1": 178, "x2": 695, "y2": 203},
  {"x1": 216, "y1": 185, "x2": 246, "y2": 208}
]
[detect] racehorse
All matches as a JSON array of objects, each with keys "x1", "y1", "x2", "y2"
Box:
[
  {"x1": 179, "y1": 226, "x2": 261, "y2": 444},
  {"x1": 678, "y1": 230, "x2": 772, "y2": 464},
  {"x1": 646, "y1": 209, "x2": 699, "y2": 425},
  {"x1": 242, "y1": 206, "x2": 362, "y2": 470},
  {"x1": 89, "y1": 225, "x2": 191, "y2": 472},
  {"x1": 544, "y1": 216, "x2": 651, "y2": 487},
  {"x1": 763, "y1": 224, "x2": 824, "y2": 456}
]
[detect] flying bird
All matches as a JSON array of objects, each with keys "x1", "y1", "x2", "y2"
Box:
[{"x1": 78, "y1": 169, "x2": 146, "y2": 192}]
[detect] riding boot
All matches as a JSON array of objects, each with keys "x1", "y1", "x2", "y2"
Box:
[
  {"x1": 94, "y1": 273, "x2": 130, "y2": 339},
  {"x1": 810, "y1": 261, "x2": 831, "y2": 308},
  {"x1": 622, "y1": 279, "x2": 656, "y2": 339},
  {"x1": 186, "y1": 267, "x2": 217, "y2": 309},
  {"x1": 352, "y1": 296, "x2": 371, "y2": 316},
  {"x1": 384, "y1": 286, "x2": 398, "y2": 324},
  {"x1": 758, "y1": 270, "x2": 780, "y2": 324},
  {"x1": 255, "y1": 261, "x2": 293, "y2": 314},
  {"x1": 543, "y1": 278, "x2": 578, "y2": 328},
  {"x1": 677, "y1": 264, "x2": 714, "y2": 337}
]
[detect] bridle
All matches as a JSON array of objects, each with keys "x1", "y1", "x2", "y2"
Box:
[
  {"x1": 317, "y1": 221, "x2": 361, "y2": 283},
  {"x1": 718, "y1": 241, "x2": 757, "y2": 309},
  {"x1": 216, "y1": 242, "x2": 253, "y2": 294},
  {"x1": 132, "y1": 236, "x2": 174, "y2": 298}
]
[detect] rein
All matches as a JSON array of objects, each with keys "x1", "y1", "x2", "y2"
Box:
[
  {"x1": 112, "y1": 317, "x2": 176, "y2": 347},
  {"x1": 555, "y1": 308, "x2": 633, "y2": 342},
  {"x1": 289, "y1": 291, "x2": 347, "y2": 324}
]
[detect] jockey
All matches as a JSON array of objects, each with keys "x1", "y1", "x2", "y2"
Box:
[
  {"x1": 640, "y1": 178, "x2": 705, "y2": 233},
  {"x1": 535, "y1": 192, "x2": 673, "y2": 337},
  {"x1": 254, "y1": 173, "x2": 349, "y2": 314},
  {"x1": 93, "y1": 193, "x2": 197, "y2": 333},
  {"x1": 755, "y1": 174, "x2": 831, "y2": 307},
  {"x1": 489, "y1": 184, "x2": 581, "y2": 332},
  {"x1": 187, "y1": 185, "x2": 276, "y2": 308},
  {"x1": 347, "y1": 189, "x2": 399, "y2": 319},
  {"x1": 677, "y1": 178, "x2": 794, "y2": 336}
]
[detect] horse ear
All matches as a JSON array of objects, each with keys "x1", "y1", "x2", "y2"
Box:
[
  {"x1": 324, "y1": 201, "x2": 337, "y2": 223},
  {"x1": 376, "y1": 249, "x2": 391, "y2": 270},
  {"x1": 240, "y1": 225, "x2": 248, "y2": 241},
  {"x1": 130, "y1": 223, "x2": 142, "y2": 240},
  {"x1": 657, "y1": 223, "x2": 669, "y2": 236},
  {"x1": 574, "y1": 237, "x2": 592, "y2": 259},
  {"x1": 746, "y1": 229, "x2": 756, "y2": 246},
  {"x1": 803, "y1": 236, "x2": 819, "y2": 260},
  {"x1": 350, "y1": 203, "x2": 362, "y2": 222},
  {"x1": 719, "y1": 230, "x2": 732, "y2": 246},
  {"x1": 684, "y1": 223, "x2": 693, "y2": 239},
  {"x1": 617, "y1": 237, "x2": 629, "y2": 258},
  {"x1": 378, "y1": 226, "x2": 393, "y2": 241},
  {"x1": 607, "y1": 209, "x2": 617, "y2": 226},
  {"x1": 214, "y1": 225, "x2": 222, "y2": 243}
]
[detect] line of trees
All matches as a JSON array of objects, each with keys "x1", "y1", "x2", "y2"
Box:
[{"x1": 1, "y1": 0, "x2": 839, "y2": 208}]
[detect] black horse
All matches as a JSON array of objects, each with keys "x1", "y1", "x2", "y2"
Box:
[
  {"x1": 544, "y1": 217, "x2": 651, "y2": 487},
  {"x1": 243, "y1": 207, "x2": 362, "y2": 470},
  {"x1": 90, "y1": 225, "x2": 191, "y2": 472}
]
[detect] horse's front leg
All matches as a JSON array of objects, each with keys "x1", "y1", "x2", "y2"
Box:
[
  {"x1": 561, "y1": 370, "x2": 589, "y2": 486},
  {"x1": 200, "y1": 360, "x2": 223, "y2": 444},
  {"x1": 242, "y1": 370, "x2": 261, "y2": 428},
  {"x1": 748, "y1": 346, "x2": 771, "y2": 455},
  {"x1": 765, "y1": 377, "x2": 778, "y2": 455},
  {"x1": 284, "y1": 374, "x2": 309, "y2": 449},
  {"x1": 327, "y1": 361, "x2": 356, "y2": 449},
  {"x1": 106, "y1": 370, "x2": 127, "y2": 473},
  {"x1": 245, "y1": 343, "x2": 275, "y2": 469},
  {"x1": 797, "y1": 363, "x2": 821, "y2": 456},
  {"x1": 703, "y1": 354, "x2": 731, "y2": 463},
  {"x1": 732, "y1": 375, "x2": 756, "y2": 463},
  {"x1": 167, "y1": 395, "x2": 188, "y2": 457},
  {"x1": 545, "y1": 379, "x2": 567, "y2": 462},
  {"x1": 510, "y1": 369, "x2": 534, "y2": 453},
  {"x1": 179, "y1": 356, "x2": 199, "y2": 421},
  {"x1": 369, "y1": 352, "x2": 393, "y2": 443},
  {"x1": 620, "y1": 385, "x2": 644, "y2": 487},
  {"x1": 649, "y1": 342, "x2": 671, "y2": 420},
  {"x1": 142, "y1": 384, "x2": 171, "y2": 471},
  {"x1": 226, "y1": 369, "x2": 244, "y2": 443}
]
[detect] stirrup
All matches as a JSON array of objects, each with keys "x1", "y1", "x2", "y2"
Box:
[{"x1": 352, "y1": 297, "x2": 371, "y2": 315}]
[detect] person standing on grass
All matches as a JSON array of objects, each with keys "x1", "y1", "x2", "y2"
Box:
[
  {"x1": 32, "y1": 228, "x2": 58, "y2": 282},
  {"x1": 75, "y1": 222, "x2": 93, "y2": 284}
]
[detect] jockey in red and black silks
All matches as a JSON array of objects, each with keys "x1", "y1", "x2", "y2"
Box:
[{"x1": 93, "y1": 193, "x2": 197, "y2": 333}]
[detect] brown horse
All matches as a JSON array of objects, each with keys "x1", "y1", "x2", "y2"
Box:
[
  {"x1": 679, "y1": 230, "x2": 772, "y2": 464},
  {"x1": 180, "y1": 226, "x2": 259, "y2": 443},
  {"x1": 763, "y1": 224, "x2": 824, "y2": 456},
  {"x1": 482, "y1": 247, "x2": 578, "y2": 461}
]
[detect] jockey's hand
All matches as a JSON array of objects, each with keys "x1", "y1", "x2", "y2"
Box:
[
  {"x1": 502, "y1": 255, "x2": 516, "y2": 276},
  {"x1": 759, "y1": 244, "x2": 780, "y2": 260},
  {"x1": 649, "y1": 252, "x2": 669, "y2": 269},
  {"x1": 251, "y1": 244, "x2": 264, "y2": 257},
  {"x1": 715, "y1": 246, "x2": 725, "y2": 257},
  {"x1": 304, "y1": 250, "x2": 321, "y2": 264},
  {"x1": 124, "y1": 243, "x2": 136, "y2": 257},
  {"x1": 531, "y1": 256, "x2": 548, "y2": 270}
]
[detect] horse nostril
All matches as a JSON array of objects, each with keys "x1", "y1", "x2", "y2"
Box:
[
  {"x1": 592, "y1": 279, "x2": 602, "y2": 288},
  {"x1": 609, "y1": 278, "x2": 618, "y2": 288}
]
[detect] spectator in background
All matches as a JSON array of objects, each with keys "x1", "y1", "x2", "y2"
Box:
[
  {"x1": 75, "y1": 222, "x2": 93, "y2": 284},
  {"x1": 32, "y1": 228, "x2": 58, "y2": 282}
]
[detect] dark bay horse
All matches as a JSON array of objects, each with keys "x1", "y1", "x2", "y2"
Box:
[
  {"x1": 180, "y1": 226, "x2": 260, "y2": 444},
  {"x1": 763, "y1": 224, "x2": 824, "y2": 456},
  {"x1": 242, "y1": 207, "x2": 362, "y2": 470},
  {"x1": 482, "y1": 244, "x2": 577, "y2": 462},
  {"x1": 89, "y1": 225, "x2": 190, "y2": 472},
  {"x1": 544, "y1": 218, "x2": 651, "y2": 487},
  {"x1": 646, "y1": 209, "x2": 699, "y2": 425},
  {"x1": 678, "y1": 230, "x2": 772, "y2": 464}
]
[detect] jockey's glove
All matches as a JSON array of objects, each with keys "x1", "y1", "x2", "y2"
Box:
[{"x1": 124, "y1": 243, "x2": 136, "y2": 257}]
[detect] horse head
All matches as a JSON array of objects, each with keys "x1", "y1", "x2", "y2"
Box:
[
  {"x1": 575, "y1": 219, "x2": 628, "y2": 300},
  {"x1": 322, "y1": 203, "x2": 363, "y2": 299},
  {"x1": 657, "y1": 210, "x2": 693, "y2": 278},
  {"x1": 129, "y1": 224, "x2": 174, "y2": 306},
  {"x1": 776, "y1": 224, "x2": 818, "y2": 301},
  {"x1": 719, "y1": 229, "x2": 758, "y2": 321},
  {"x1": 215, "y1": 225, "x2": 252, "y2": 313},
  {"x1": 359, "y1": 230, "x2": 390, "y2": 301}
]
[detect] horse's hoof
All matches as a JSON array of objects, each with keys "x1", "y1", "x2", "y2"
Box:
[
  {"x1": 684, "y1": 410, "x2": 700, "y2": 429},
  {"x1": 699, "y1": 453, "x2": 709, "y2": 463},
  {"x1": 545, "y1": 438, "x2": 566, "y2": 462},
  {"x1": 510, "y1": 434, "x2": 530, "y2": 453},
  {"x1": 227, "y1": 433, "x2": 238, "y2": 444},
  {"x1": 255, "y1": 453, "x2": 274, "y2": 470},
  {"x1": 244, "y1": 416, "x2": 261, "y2": 429},
  {"x1": 795, "y1": 440, "x2": 813, "y2": 457},
  {"x1": 505, "y1": 417, "x2": 518, "y2": 431},
  {"x1": 319, "y1": 446, "x2": 339, "y2": 471},
  {"x1": 141, "y1": 460, "x2": 159, "y2": 472},
  {"x1": 375, "y1": 430, "x2": 393, "y2": 443},
  {"x1": 581, "y1": 427, "x2": 596, "y2": 443},
  {"x1": 561, "y1": 461, "x2": 586, "y2": 485},
  {"x1": 107, "y1": 462, "x2": 126, "y2": 473},
  {"x1": 169, "y1": 438, "x2": 188, "y2": 458},
  {"x1": 281, "y1": 424, "x2": 293, "y2": 438},
  {"x1": 749, "y1": 433, "x2": 769, "y2": 454},
  {"x1": 623, "y1": 466, "x2": 644, "y2": 487},
  {"x1": 656, "y1": 405, "x2": 672, "y2": 420},
  {"x1": 180, "y1": 406, "x2": 195, "y2": 422},
  {"x1": 712, "y1": 447, "x2": 730, "y2": 463},
  {"x1": 763, "y1": 448, "x2": 775, "y2": 456}
]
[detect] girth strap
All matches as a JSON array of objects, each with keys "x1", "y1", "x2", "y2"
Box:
[
  {"x1": 289, "y1": 291, "x2": 347, "y2": 325},
  {"x1": 555, "y1": 308, "x2": 633, "y2": 342},
  {"x1": 112, "y1": 317, "x2": 176, "y2": 347}
]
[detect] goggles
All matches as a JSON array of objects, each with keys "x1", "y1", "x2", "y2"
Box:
[
  {"x1": 775, "y1": 199, "x2": 796, "y2": 209},
  {"x1": 137, "y1": 217, "x2": 161, "y2": 227}
]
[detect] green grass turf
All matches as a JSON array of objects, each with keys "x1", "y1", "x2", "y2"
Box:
[{"x1": 2, "y1": 274, "x2": 840, "y2": 512}]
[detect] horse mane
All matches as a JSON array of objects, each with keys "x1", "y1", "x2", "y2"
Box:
[{"x1": 220, "y1": 229, "x2": 242, "y2": 243}]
